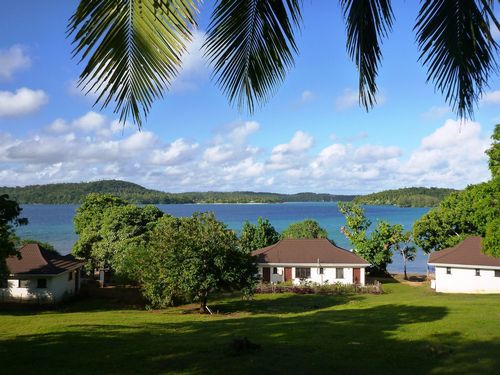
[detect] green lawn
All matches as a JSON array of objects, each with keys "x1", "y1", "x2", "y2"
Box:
[{"x1": 1, "y1": 282, "x2": 499, "y2": 374}]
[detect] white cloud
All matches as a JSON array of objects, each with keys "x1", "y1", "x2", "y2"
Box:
[
  {"x1": 294, "y1": 90, "x2": 315, "y2": 106},
  {"x1": 272, "y1": 131, "x2": 313, "y2": 154},
  {"x1": 421, "y1": 106, "x2": 450, "y2": 121},
  {"x1": 335, "y1": 88, "x2": 386, "y2": 111},
  {"x1": 152, "y1": 138, "x2": 198, "y2": 165},
  {"x1": 0, "y1": 88, "x2": 48, "y2": 117},
  {"x1": 0, "y1": 45, "x2": 31, "y2": 80},
  {"x1": 72, "y1": 112, "x2": 106, "y2": 132},
  {"x1": 480, "y1": 90, "x2": 500, "y2": 106}
]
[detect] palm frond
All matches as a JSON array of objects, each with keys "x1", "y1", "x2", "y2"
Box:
[
  {"x1": 204, "y1": 0, "x2": 302, "y2": 113},
  {"x1": 340, "y1": 0, "x2": 394, "y2": 110},
  {"x1": 68, "y1": 0, "x2": 199, "y2": 128},
  {"x1": 415, "y1": 0, "x2": 499, "y2": 119}
]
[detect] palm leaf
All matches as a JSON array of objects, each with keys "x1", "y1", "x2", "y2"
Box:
[
  {"x1": 204, "y1": 0, "x2": 302, "y2": 113},
  {"x1": 340, "y1": 0, "x2": 394, "y2": 109},
  {"x1": 415, "y1": 0, "x2": 499, "y2": 119},
  {"x1": 68, "y1": 0, "x2": 199, "y2": 127}
]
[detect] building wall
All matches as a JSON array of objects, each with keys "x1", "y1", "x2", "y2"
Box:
[
  {"x1": 0, "y1": 269, "x2": 80, "y2": 303},
  {"x1": 259, "y1": 265, "x2": 365, "y2": 285},
  {"x1": 433, "y1": 266, "x2": 500, "y2": 293}
]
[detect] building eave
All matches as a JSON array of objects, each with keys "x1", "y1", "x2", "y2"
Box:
[{"x1": 429, "y1": 263, "x2": 500, "y2": 270}]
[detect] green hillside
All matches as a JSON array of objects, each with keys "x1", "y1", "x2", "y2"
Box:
[
  {"x1": 0, "y1": 180, "x2": 356, "y2": 204},
  {"x1": 353, "y1": 187, "x2": 457, "y2": 207}
]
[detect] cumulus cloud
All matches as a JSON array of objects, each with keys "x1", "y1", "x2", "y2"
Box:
[
  {"x1": 0, "y1": 116, "x2": 492, "y2": 193},
  {"x1": 335, "y1": 88, "x2": 386, "y2": 111},
  {"x1": 0, "y1": 88, "x2": 48, "y2": 117},
  {"x1": 480, "y1": 90, "x2": 500, "y2": 106},
  {"x1": 0, "y1": 45, "x2": 31, "y2": 80},
  {"x1": 421, "y1": 106, "x2": 450, "y2": 121}
]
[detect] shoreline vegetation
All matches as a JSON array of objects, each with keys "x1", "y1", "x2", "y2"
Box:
[{"x1": 0, "y1": 180, "x2": 455, "y2": 207}]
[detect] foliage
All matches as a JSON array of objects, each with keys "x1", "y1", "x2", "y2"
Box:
[
  {"x1": 387, "y1": 226, "x2": 416, "y2": 280},
  {"x1": 353, "y1": 187, "x2": 457, "y2": 207},
  {"x1": 240, "y1": 217, "x2": 280, "y2": 253},
  {"x1": 139, "y1": 213, "x2": 257, "y2": 311},
  {"x1": 339, "y1": 202, "x2": 413, "y2": 274},
  {"x1": 282, "y1": 219, "x2": 329, "y2": 240},
  {"x1": 254, "y1": 281, "x2": 383, "y2": 295},
  {"x1": 0, "y1": 179, "x2": 357, "y2": 204},
  {"x1": 413, "y1": 179, "x2": 499, "y2": 256},
  {"x1": 69, "y1": 0, "x2": 498, "y2": 125},
  {"x1": 17, "y1": 239, "x2": 58, "y2": 254},
  {"x1": 0, "y1": 194, "x2": 28, "y2": 277},
  {"x1": 486, "y1": 124, "x2": 499, "y2": 179}
]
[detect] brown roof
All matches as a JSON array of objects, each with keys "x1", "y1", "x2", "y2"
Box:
[
  {"x1": 428, "y1": 236, "x2": 500, "y2": 268},
  {"x1": 6, "y1": 243, "x2": 84, "y2": 276},
  {"x1": 252, "y1": 239, "x2": 369, "y2": 265}
]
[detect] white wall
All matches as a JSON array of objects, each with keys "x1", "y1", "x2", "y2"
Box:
[
  {"x1": 433, "y1": 266, "x2": 500, "y2": 293},
  {"x1": 0, "y1": 269, "x2": 80, "y2": 303},
  {"x1": 258, "y1": 265, "x2": 366, "y2": 285}
]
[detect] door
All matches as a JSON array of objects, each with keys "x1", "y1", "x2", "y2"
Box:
[
  {"x1": 284, "y1": 267, "x2": 292, "y2": 282},
  {"x1": 353, "y1": 268, "x2": 361, "y2": 284},
  {"x1": 262, "y1": 267, "x2": 271, "y2": 282}
]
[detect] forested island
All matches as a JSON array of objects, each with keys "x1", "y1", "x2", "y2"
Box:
[
  {"x1": 353, "y1": 187, "x2": 457, "y2": 207},
  {"x1": 0, "y1": 180, "x2": 356, "y2": 204}
]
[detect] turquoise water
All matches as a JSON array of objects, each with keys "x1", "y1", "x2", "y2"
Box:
[{"x1": 16, "y1": 203, "x2": 430, "y2": 273}]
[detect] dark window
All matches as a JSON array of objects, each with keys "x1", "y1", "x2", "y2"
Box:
[
  {"x1": 272, "y1": 267, "x2": 278, "y2": 274},
  {"x1": 68, "y1": 271, "x2": 73, "y2": 281},
  {"x1": 446, "y1": 267, "x2": 451, "y2": 275},
  {"x1": 295, "y1": 267, "x2": 311, "y2": 279},
  {"x1": 495, "y1": 270, "x2": 500, "y2": 277},
  {"x1": 37, "y1": 279, "x2": 47, "y2": 289},
  {"x1": 336, "y1": 268, "x2": 344, "y2": 279},
  {"x1": 475, "y1": 269, "x2": 480, "y2": 277},
  {"x1": 319, "y1": 267, "x2": 324, "y2": 275},
  {"x1": 18, "y1": 279, "x2": 30, "y2": 288},
  {"x1": 0, "y1": 279, "x2": 7, "y2": 288}
]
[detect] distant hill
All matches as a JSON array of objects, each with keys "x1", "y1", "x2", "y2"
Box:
[
  {"x1": 0, "y1": 180, "x2": 357, "y2": 204},
  {"x1": 353, "y1": 187, "x2": 457, "y2": 207}
]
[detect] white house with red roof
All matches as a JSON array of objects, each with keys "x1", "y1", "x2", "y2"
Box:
[
  {"x1": 252, "y1": 238, "x2": 369, "y2": 285},
  {"x1": 429, "y1": 236, "x2": 500, "y2": 294},
  {"x1": 0, "y1": 243, "x2": 84, "y2": 303}
]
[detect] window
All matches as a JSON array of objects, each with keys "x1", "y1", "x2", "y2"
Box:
[
  {"x1": 495, "y1": 270, "x2": 500, "y2": 277},
  {"x1": 475, "y1": 269, "x2": 480, "y2": 277},
  {"x1": 336, "y1": 268, "x2": 344, "y2": 279},
  {"x1": 272, "y1": 267, "x2": 278, "y2": 275},
  {"x1": 0, "y1": 279, "x2": 7, "y2": 288},
  {"x1": 446, "y1": 267, "x2": 451, "y2": 275},
  {"x1": 68, "y1": 271, "x2": 73, "y2": 281},
  {"x1": 18, "y1": 279, "x2": 30, "y2": 288},
  {"x1": 36, "y1": 279, "x2": 47, "y2": 289},
  {"x1": 295, "y1": 267, "x2": 311, "y2": 279},
  {"x1": 319, "y1": 267, "x2": 324, "y2": 275}
]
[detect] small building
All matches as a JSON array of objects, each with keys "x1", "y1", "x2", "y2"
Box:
[
  {"x1": 0, "y1": 243, "x2": 84, "y2": 303},
  {"x1": 252, "y1": 238, "x2": 369, "y2": 285},
  {"x1": 428, "y1": 236, "x2": 500, "y2": 294}
]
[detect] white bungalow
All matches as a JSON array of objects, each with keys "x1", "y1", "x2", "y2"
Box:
[
  {"x1": 429, "y1": 236, "x2": 500, "y2": 294},
  {"x1": 0, "y1": 243, "x2": 84, "y2": 303},
  {"x1": 252, "y1": 238, "x2": 369, "y2": 285}
]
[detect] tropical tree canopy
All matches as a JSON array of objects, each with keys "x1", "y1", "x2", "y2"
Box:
[
  {"x1": 281, "y1": 219, "x2": 329, "y2": 240},
  {"x1": 68, "y1": 0, "x2": 499, "y2": 127},
  {"x1": 240, "y1": 217, "x2": 280, "y2": 253}
]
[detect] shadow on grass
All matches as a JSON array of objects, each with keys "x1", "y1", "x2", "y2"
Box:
[{"x1": 1, "y1": 296, "x2": 498, "y2": 374}]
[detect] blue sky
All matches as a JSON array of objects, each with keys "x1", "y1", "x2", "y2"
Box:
[{"x1": 0, "y1": 1, "x2": 499, "y2": 194}]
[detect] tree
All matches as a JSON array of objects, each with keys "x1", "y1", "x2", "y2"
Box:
[
  {"x1": 68, "y1": 1, "x2": 499, "y2": 127},
  {"x1": 282, "y1": 219, "x2": 329, "y2": 240},
  {"x1": 389, "y1": 226, "x2": 416, "y2": 280},
  {"x1": 486, "y1": 124, "x2": 499, "y2": 179},
  {"x1": 140, "y1": 213, "x2": 256, "y2": 312},
  {"x1": 17, "y1": 239, "x2": 58, "y2": 254},
  {"x1": 339, "y1": 202, "x2": 412, "y2": 275},
  {"x1": 240, "y1": 217, "x2": 280, "y2": 252},
  {"x1": 72, "y1": 193, "x2": 128, "y2": 270},
  {"x1": 0, "y1": 195, "x2": 28, "y2": 278}
]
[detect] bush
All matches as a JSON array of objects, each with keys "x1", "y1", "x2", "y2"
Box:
[{"x1": 254, "y1": 281, "x2": 383, "y2": 295}]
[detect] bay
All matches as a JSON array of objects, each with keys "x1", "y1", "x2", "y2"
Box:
[{"x1": 16, "y1": 203, "x2": 430, "y2": 274}]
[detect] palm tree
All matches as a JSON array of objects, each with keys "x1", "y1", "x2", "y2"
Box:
[{"x1": 68, "y1": 0, "x2": 499, "y2": 127}]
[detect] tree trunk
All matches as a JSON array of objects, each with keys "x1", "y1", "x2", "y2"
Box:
[{"x1": 199, "y1": 292, "x2": 208, "y2": 314}]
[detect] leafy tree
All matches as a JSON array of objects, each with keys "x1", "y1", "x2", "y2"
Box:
[
  {"x1": 68, "y1": 1, "x2": 498, "y2": 127},
  {"x1": 282, "y1": 219, "x2": 329, "y2": 240},
  {"x1": 240, "y1": 217, "x2": 280, "y2": 252},
  {"x1": 17, "y1": 239, "x2": 58, "y2": 254},
  {"x1": 140, "y1": 213, "x2": 256, "y2": 312},
  {"x1": 486, "y1": 124, "x2": 499, "y2": 179},
  {"x1": 339, "y1": 202, "x2": 412, "y2": 275},
  {"x1": 72, "y1": 193, "x2": 129, "y2": 269},
  {"x1": 0, "y1": 195, "x2": 28, "y2": 277}
]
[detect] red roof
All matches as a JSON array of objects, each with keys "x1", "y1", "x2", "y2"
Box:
[
  {"x1": 428, "y1": 236, "x2": 500, "y2": 268},
  {"x1": 252, "y1": 239, "x2": 369, "y2": 265},
  {"x1": 6, "y1": 243, "x2": 84, "y2": 276}
]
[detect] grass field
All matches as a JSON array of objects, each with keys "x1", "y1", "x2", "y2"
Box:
[{"x1": 1, "y1": 281, "x2": 499, "y2": 374}]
